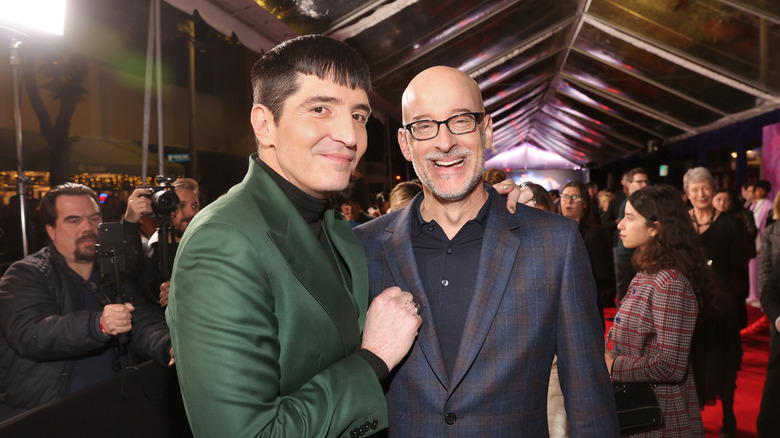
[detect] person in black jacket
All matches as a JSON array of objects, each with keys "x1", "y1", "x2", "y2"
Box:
[
  {"x1": 560, "y1": 181, "x2": 613, "y2": 327},
  {"x1": 0, "y1": 183, "x2": 172, "y2": 421}
]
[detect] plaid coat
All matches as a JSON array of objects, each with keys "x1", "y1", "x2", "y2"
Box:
[
  {"x1": 354, "y1": 187, "x2": 619, "y2": 437},
  {"x1": 610, "y1": 269, "x2": 703, "y2": 437}
]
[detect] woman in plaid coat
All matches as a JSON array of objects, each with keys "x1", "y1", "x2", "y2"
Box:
[{"x1": 607, "y1": 185, "x2": 720, "y2": 437}]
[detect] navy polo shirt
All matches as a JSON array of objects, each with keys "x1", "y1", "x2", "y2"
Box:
[{"x1": 410, "y1": 189, "x2": 492, "y2": 377}]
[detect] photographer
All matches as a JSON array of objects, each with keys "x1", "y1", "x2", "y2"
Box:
[
  {"x1": 123, "y1": 178, "x2": 200, "y2": 309},
  {"x1": 0, "y1": 183, "x2": 173, "y2": 421}
]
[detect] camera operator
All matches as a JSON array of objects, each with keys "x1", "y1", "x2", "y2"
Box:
[
  {"x1": 0, "y1": 183, "x2": 173, "y2": 421},
  {"x1": 123, "y1": 178, "x2": 200, "y2": 309}
]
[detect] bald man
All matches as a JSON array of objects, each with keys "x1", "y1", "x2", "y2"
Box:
[{"x1": 354, "y1": 66, "x2": 618, "y2": 436}]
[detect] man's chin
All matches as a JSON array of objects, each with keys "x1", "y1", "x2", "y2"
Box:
[{"x1": 75, "y1": 252, "x2": 97, "y2": 263}]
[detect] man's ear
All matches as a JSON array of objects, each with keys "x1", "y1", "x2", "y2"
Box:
[
  {"x1": 482, "y1": 114, "x2": 493, "y2": 150},
  {"x1": 45, "y1": 224, "x2": 56, "y2": 243},
  {"x1": 397, "y1": 129, "x2": 413, "y2": 162},
  {"x1": 251, "y1": 104, "x2": 276, "y2": 147}
]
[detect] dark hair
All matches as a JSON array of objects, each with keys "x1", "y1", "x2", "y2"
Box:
[
  {"x1": 336, "y1": 178, "x2": 370, "y2": 211},
  {"x1": 40, "y1": 183, "x2": 99, "y2": 228},
  {"x1": 628, "y1": 167, "x2": 648, "y2": 182},
  {"x1": 755, "y1": 180, "x2": 772, "y2": 193},
  {"x1": 715, "y1": 188, "x2": 744, "y2": 214},
  {"x1": 561, "y1": 181, "x2": 598, "y2": 231},
  {"x1": 627, "y1": 185, "x2": 718, "y2": 315},
  {"x1": 251, "y1": 35, "x2": 371, "y2": 123},
  {"x1": 528, "y1": 183, "x2": 554, "y2": 212}
]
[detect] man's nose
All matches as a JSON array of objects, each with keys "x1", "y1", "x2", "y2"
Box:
[
  {"x1": 331, "y1": 114, "x2": 357, "y2": 147},
  {"x1": 433, "y1": 125, "x2": 457, "y2": 153}
]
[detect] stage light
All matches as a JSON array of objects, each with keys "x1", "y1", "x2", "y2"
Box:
[{"x1": 0, "y1": 0, "x2": 67, "y2": 36}]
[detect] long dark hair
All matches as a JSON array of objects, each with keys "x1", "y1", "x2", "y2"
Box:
[{"x1": 628, "y1": 185, "x2": 719, "y2": 316}]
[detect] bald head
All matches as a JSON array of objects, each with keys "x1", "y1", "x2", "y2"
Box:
[{"x1": 401, "y1": 66, "x2": 485, "y2": 124}]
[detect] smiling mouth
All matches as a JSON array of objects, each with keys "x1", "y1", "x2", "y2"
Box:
[{"x1": 434, "y1": 158, "x2": 464, "y2": 168}]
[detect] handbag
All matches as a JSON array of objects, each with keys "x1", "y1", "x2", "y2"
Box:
[
  {"x1": 612, "y1": 381, "x2": 663, "y2": 436},
  {"x1": 607, "y1": 329, "x2": 663, "y2": 436}
]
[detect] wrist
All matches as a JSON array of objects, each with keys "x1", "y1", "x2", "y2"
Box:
[{"x1": 100, "y1": 316, "x2": 109, "y2": 336}]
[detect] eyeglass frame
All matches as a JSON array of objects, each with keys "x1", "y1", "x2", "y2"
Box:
[
  {"x1": 560, "y1": 194, "x2": 583, "y2": 202},
  {"x1": 402, "y1": 112, "x2": 485, "y2": 141}
]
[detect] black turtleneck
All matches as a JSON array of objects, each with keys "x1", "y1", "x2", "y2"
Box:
[
  {"x1": 257, "y1": 158, "x2": 339, "y2": 272},
  {"x1": 256, "y1": 158, "x2": 389, "y2": 381}
]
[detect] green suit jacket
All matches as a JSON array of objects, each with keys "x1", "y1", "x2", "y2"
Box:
[{"x1": 167, "y1": 155, "x2": 387, "y2": 437}]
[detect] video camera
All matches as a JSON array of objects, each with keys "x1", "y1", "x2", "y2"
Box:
[{"x1": 142, "y1": 175, "x2": 180, "y2": 218}]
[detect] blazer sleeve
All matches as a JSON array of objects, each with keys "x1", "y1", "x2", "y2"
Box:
[
  {"x1": 611, "y1": 275, "x2": 698, "y2": 383},
  {"x1": 554, "y1": 224, "x2": 620, "y2": 436},
  {"x1": 167, "y1": 222, "x2": 386, "y2": 438}
]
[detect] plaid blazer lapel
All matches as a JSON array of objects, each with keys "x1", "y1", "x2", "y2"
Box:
[
  {"x1": 448, "y1": 193, "x2": 521, "y2": 392},
  {"x1": 383, "y1": 208, "x2": 450, "y2": 388}
]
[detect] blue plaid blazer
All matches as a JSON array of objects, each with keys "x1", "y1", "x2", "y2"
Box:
[{"x1": 354, "y1": 186, "x2": 619, "y2": 437}]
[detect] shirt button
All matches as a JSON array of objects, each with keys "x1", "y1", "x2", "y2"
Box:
[
  {"x1": 615, "y1": 317, "x2": 621, "y2": 323},
  {"x1": 446, "y1": 247, "x2": 452, "y2": 254},
  {"x1": 445, "y1": 412, "x2": 457, "y2": 425},
  {"x1": 427, "y1": 225, "x2": 434, "y2": 231},
  {"x1": 441, "y1": 279, "x2": 449, "y2": 287}
]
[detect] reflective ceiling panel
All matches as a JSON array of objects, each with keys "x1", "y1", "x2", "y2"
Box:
[
  {"x1": 556, "y1": 84, "x2": 687, "y2": 138},
  {"x1": 574, "y1": 22, "x2": 758, "y2": 114},
  {"x1": 166, "y1": 0, "x2": 780, "y2": 166},
  {"x1": 369, "y1": 0, "x2": 579, "y2": 108},
  {"x1": 589, "y1": 0, "x2": 780, "y2": 93},
  {"x1": 253, "y1": 0, "x2": 372, "y2": 35},
  {"x1": 563, "y1": 50, "x2": 724, "y2": 127}
]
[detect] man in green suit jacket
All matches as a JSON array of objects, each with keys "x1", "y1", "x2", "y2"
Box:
[{"x1": 166, "y1": 35, "x2": 422, "y2": 437}]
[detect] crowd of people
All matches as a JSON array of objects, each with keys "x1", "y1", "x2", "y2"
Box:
[{"x1": 0, "y1": 33, "x2": 778, "y2": 438}]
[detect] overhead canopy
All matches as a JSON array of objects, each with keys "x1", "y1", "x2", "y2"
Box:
[{"x1": 164, "y1": 0, "x2": 780, "y2": 168}]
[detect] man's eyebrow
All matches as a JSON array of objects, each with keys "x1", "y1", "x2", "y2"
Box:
[
  {"x1": 354, "y1": 103, "x2": 371, "y2": 114},
  {"x1": 410, "y1": 108, "x2": 474, "y2": 121},
  {"x1": 300, "y1": 95, "x2": 371, "y2": 114},
  {"x1": 300, "y1": 95, "x2": 342, "y2": 108}
]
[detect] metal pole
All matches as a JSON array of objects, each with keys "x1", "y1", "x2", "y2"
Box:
[
  {"x1": 187, "y1": 18, "x2": 197, "y2": 179},
  {"x1": 10, "y1": 38, "x2": 28, "y2": 257},
  {"x1": 141, "y1": 0, "x2": 155, "y2": 185},
  {"x1": 155, "y1": 0, "x2": 164, "y2": 176}
]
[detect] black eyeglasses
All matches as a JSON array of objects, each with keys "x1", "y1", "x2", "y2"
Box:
[
  {"x1": 403, "y1": 112, "x2": 485, "y2": 141},
  {"x1": 561, "y1": 194, "x2": 583, "y2": 203}
]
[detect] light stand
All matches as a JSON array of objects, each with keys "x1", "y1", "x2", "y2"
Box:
[
  {"x1": 9, "y1": 37, "x2": 29, "y2": 256},
  {"x1": 1, "y1": 0, "x2": 67, "y2": 257}
]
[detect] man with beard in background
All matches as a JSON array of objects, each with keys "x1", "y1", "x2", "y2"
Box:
[
  {"x1": 123, "y1": 178, "x2": 200, "y2": 308},
  {"x1": 0, "y1": 183, "x2": 172, "y2": 421}
]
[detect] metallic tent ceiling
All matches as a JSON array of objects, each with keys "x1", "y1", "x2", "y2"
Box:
[{"x1": 166, "y1": 0, "x2": 780, "y2": 167}]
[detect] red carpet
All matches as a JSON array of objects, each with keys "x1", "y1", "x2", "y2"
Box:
[{"x1": 605, "y1": 306, "x2": 769, "y2": 437}]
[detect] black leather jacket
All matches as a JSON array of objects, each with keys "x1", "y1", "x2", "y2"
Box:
[{"x1": 0, "y1": 244, "x2": 171, "y2": 409}]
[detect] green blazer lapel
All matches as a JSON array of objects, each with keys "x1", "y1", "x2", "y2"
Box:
[
  {"x1": 244, "y1": 156, "x2": 361, "y2": 354},
  {"x1": 322, "y1": 210, "x2": 370, "y2": 330}
]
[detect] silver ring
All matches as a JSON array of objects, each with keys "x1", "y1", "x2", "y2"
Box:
[{"x1": 411, "y1": 301, "x2": 420, "y2": 314}]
